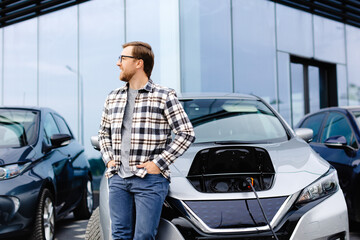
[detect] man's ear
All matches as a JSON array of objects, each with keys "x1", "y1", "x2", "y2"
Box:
[{"x1": 136, "y1": 59, "x2": 144, "y2": 69}]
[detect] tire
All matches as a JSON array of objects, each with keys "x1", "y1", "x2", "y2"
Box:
[
  {"x1": 74, "y1": 178, "x2": 94, "y2": 219},
  {"x1": 31, "y1": 188, "x2": 55, "y2": 240},
  {"x1": 85, "y1": 206, "x2": 102, "y2": 240}
]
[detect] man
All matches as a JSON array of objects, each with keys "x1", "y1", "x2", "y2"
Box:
[{"x1": 98, "y1": 41, "x2": 195, "y2": 240}]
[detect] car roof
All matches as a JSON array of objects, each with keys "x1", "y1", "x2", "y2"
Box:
[
  {"x1": 300, "y1": 106, "x2": 360, "y2": 121},
  {"x1": 178, "y1": 92, "x2": 260, "y2": 100},
  {"x1": 308, "y1": 106, "x2": 360, "y2": 113},
  {"x1": 0, "y1": 106, "x2": 55, "y2": 114},
  {"x1": 339, "y1": 105, "x2": 360, "y2": 111}
]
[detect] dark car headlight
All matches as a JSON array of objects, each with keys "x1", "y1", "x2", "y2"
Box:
[
  {"x1": 296, "y1": 167, "x2": 339, "y2": 205},
  {"x1": 0, "y1": 162, "x2": 31, "y2": 180}
]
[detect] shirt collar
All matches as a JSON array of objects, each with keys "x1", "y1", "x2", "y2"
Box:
[{"x1": 120, "y1": 79, "x2": 154, "y2": 93}]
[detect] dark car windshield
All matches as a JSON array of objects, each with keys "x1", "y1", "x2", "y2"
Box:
[
  {"x1": 181, "y1": 98, "x2": 288, "y2": 144},
  {"x1": 0, "y1": 109, "x2": 39, "y2": 148}
]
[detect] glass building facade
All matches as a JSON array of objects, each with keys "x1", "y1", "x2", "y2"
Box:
[{"x1": 1, "y1": 0, "x2": 360, "y2": 161}]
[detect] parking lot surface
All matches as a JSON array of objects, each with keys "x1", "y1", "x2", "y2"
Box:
[{"x1": 54, "y1": 213, "x2": 88, "y2": 240}]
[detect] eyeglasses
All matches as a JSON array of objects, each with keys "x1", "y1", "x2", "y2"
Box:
[{"x1": 118, "y1": 55, "x2": 138, "y2": 63}]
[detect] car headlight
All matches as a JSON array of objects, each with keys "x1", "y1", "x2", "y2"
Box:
[
  {"x1": 296, "y1": 167, "x2": 339, "y2": 205},
  {"x1": 0, "y1": 162, "x2": 31, "y2": 180}
]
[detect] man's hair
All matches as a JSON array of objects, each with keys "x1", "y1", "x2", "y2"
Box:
[{"x1": 122, "y1": 41, "x2": 154, "y2": 79}]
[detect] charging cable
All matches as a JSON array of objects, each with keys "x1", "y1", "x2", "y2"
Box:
[{"x1": 246, "y1": 177, "x2": 279, "y2": 240}]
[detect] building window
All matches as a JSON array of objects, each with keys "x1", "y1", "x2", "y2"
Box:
[{"x1": 290, "y1": 56, "x2": 337, "y2": 126}]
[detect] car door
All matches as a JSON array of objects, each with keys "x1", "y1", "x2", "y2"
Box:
[
  {"x1": 305, "y1": 111, "x2": 357, "y2": 195},
  {"x1": 52, "y1": 113, "x2": 83, "y2": 208},
  {"x1": 43, "y1": 113, "x2": 74, "y2": 214}
]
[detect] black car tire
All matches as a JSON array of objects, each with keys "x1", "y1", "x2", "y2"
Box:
[
  {"x1": 74, "y1": 178, "x2": 94, "y2": 219},
  {"x1": 85, "y1": 206, "x2": 101, "y2": 240},
  {"x1": 31, "y1": 188, "x2": 55, "y2": 240}
]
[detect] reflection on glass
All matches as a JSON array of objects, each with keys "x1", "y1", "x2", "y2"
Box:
[
  {"x1": 337, "y1": 64, "x2": 348, "y2": 106},
  {"x1": 291, "y1": 63, "x2": 304, "y2": 126},
  {"x1": 4, "y1": 19, "x2": 37, "y2": 106},
  {"x1": 127, "y1": 0, "x2": 180, "y2": 91},
  {"x1": 0, "y1": 109, "x2": 39, "y2": 147},
  {"x1": 233, "y1": 0, "x2": 276, "y2": 105},
  {"x1": 314, "y1": 16, "x2": 345, "y2": 64},
  {"x1": 276, "y1": 4, "x2": 313, "y2": 57},
  {"x1": 321, "y1": 112, "x2": 356, "y2": 148},
  {"x1": 0, "y1": 28, "x2": 2, "y2": 104},
  {"x1": 180, "y1": 0, "x2": 232, "y2": 92},
  {"x1": 181, "y1": 98, "x2": 287, "y2": 143},
  {"x1": 351, "y1": 111, "x2": 360, "y2": 130},
  {"x1": 38, "y1": 7, "x2": 78, "y2": 139},
  {"x1": 277, "y1": 52, "x2": 291, "y2": 125},
  {"x1": 309, "y1": 66, "x2": 320, "y2": 113},
  {"x1": 79, "y1": 0, "x2": 124, "y2": 160},
  {"x1": 299, "y1": 113, "x2": 325, "y2": 142},
  {"x1": 346, "y1": 25, "x2": 360, "y2": 105}
]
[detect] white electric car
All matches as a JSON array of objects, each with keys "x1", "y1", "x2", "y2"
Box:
[{"x1": 86, "y1": 94, "x2": 349, "y2": 240}]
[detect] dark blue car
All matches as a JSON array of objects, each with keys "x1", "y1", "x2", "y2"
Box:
[
  {"x1": 0, "y1": 107, "x2": 93, "y2": 240},
  {"x1": 297, "y1": 106, "x2": 360, "y2": 223}
]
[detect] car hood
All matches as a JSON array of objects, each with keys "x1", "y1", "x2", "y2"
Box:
[
  {"x1": 169, "y1": 137, "x2": 330, "y2": 200},
  {"x1": 0, "y1": 146, "x2": 35, "y2": 166}
]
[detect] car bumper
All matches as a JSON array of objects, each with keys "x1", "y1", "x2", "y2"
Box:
[
  {"x1": 158, "y1": 190, "x2": 349, "y2": 240},
  {"x1": 0, "y1": 172, "x2": 42, "y2": 237},
  {"x1": 290, "y1": 189, "x2": 349, "y2": 240}
]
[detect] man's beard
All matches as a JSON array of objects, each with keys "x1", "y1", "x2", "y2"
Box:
[{"x1": 120, "y1": 69, "x2": 135, "y2": 82}]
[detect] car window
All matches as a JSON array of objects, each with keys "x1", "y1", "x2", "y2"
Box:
[
  {"x1": 181, "y1": 99, "x2": 288, "y2": 143},
  {"x1": 298, "y1": 113, "x2": 326, "y2": 142},
  {"x1": 43, "y1": 114, "x2": 60, "y2": 145},
  {"x1": 0, "y1": 109, "x2": 39, "y2": 148},
  {"x1": 320, "y1": 112, "x2": 358, "y2": 148},
  {"x1": 351, "y1": 111, "x2": 360, "y2": 128},
  {"x1": 53, "y1": 114, "x2": 73, "y2": 137}
]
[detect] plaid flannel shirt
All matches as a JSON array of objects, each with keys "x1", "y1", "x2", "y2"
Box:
[{"x1": 98, "y1": 79, "x2": 195, "y2": 179}]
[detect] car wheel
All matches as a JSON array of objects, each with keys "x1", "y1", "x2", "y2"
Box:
[
  {"x1": 85, "y1": 206, "x2": 101, "y2": 240},
  {"x1": 74, "y1": 178, "x2": 94, "y2": 219},
  {"x1": 31, "y1": 188, "x2": 55, "y2": 240}
]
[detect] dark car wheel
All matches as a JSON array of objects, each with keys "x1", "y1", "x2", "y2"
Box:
[
  {"x1": 85, "y1": 206, "x2": 101, "y2": 240},
  {"x1": 74, "y1": 178, "x2": 94, "y2": 219},
  {"x1": 31, "y1": 188, "x2": 55, "y2": 240}
]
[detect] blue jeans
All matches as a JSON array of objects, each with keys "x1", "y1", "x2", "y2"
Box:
[{"x1": 108, "y1": 174, "x2": 169, "y2": 240}]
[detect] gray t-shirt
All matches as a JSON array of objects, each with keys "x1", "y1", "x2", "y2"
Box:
[{"x1": 118, "y1": 88, "x2": 138, "y2": 178}]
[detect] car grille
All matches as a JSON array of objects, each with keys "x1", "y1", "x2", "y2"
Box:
[{"x1": 184, "y1": 197, "x2": 287, "y2": 229}]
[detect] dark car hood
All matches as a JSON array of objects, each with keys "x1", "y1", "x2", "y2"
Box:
[{"x1": 0, "y1": 146, "x2": 34, "y2": 166}]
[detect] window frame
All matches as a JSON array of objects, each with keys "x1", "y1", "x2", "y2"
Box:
[
  {"x1": 43, "y1": 113, "x2": 60, "y2": 146},
  {"x1": 53, "y1": 113, "x2": 74, "y2": 138},
  {"x1": 319, "y1": 110, "x2": 359, "y2": 150},
  {"x1": 298, "y1": 112, "x2": 328, "y2": 143}
]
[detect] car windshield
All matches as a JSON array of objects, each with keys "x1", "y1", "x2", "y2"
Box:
[
  {"x1": 181, "y1": 98, "x2": 288, "y2": 144},
  {"x1": 0, "y1": 109, "x2": 39, "y2": 148}
]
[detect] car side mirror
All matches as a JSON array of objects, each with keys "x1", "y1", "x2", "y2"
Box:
[
  {"x1": 324, "y1": 135, "x2": 347, "y2": 148},
  {"x1": 90, "y1": 136, "x2": 100, "y2": 151},
  {"x1": 50, "y1": 134, "x2": 72, "y2": 149},
  {"x1": 294, "y1": 128, "x2": 313, "y2": 143}
]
